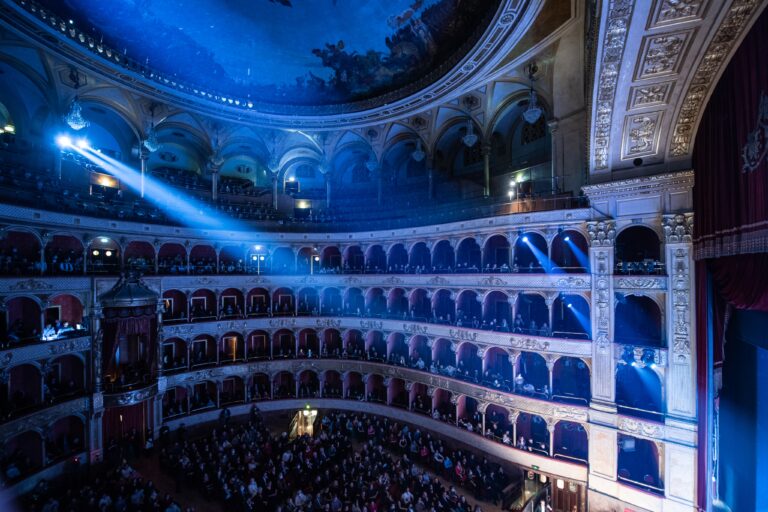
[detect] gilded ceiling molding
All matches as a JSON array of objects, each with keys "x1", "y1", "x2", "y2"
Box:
[
  {"x1": 591, "y1": 0, "x2": 635, "y2": 171},
  {"x1": 668, "y1": 0, "x2": 763, "y2": 157}
]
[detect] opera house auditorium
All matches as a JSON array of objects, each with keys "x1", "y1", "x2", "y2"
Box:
[{"x1": 0, "y1": 0, "x2": 766, "y2": 511}]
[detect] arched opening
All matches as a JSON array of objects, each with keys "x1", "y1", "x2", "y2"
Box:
[
  {"x1": 514, "y1": 293, "x2": 549, "y2": 334},
  {"x1": 298, "y1": 328, "x2": 319, "y2": 358},
  {"x1": 615, "y1": 295, "x2": 663, "y2": 347},
  {"x1": 163, "y1": 386, "x2": 188, "y2": 419},
  {"x1": 616, "y1": 363, "x2": 663, "y2": 421},
  {"x1": 432, "y1": 240, "x2": 455, "y2": 272},
  {"x1": 409, "y1": 288, "x2": 431, "y2": 320},
  {"x1": 3, "y1": 431, "x2": 43, "y2": 482},
  {"x1": 617, "y1": 434, "x2": 664, "y2": 495},
  {"x1": 553, "y1": 421, "x2": 588, "y2": 464},
  {"x1": 219, "y1": 245, "x2": 245, "y2": 274},
  {"x1": 615, "y1": 226, "x2": 662, "y2": 275},
  {"x1": 387, "y1": 378, "x2": 407, "y2": 407},
  {"x1": 320, "y1": 246, "x2": 341, "y2": 272},
  {"x1": 483, "y1": 235, "x2": 511, "y2": 271},
  {"x1": 431, "y1": 289, "x2": 455, "y2": 323},
  {"x1": 344, "y1": 287, "x2": 364, "y2": 316},
  {"x1": 552, "y1": 294, "x2": 591, "y2": 339},
  {"x1": 343, "y1": 245, "x2": 364, "y2": 272},
  {"x1": 189, "y1": 289, "x2": 216, "y2": 321},
  {"x1": 321, "y1": 287, "x2": 342, "y2": 316},
  {"x1": 246, "y1": 287, "x2": 270, "y2": 317},
  {"x1": 190, "y1": 381, "x2": 217, "y2": 412},
  {"x1": 161, "y1": 338, "x2": 187, "y2": 371},
  {"x1": 296, "y1": 247, "x2": 319, "y2": 274},
  {"x1": 190, "y1": 335, "x2": 216, "y2": 368},
  {"x1": 456, "y1": 237, "x2": 481, "y2": 271},
  {"x1": 273, "y1": 371, "x2": 295, "y2": 398},
  {"x1": 47, "y1": 355, "x2": 85, "y2": 402},
  {"x1": 344, "y1": 371, "x2": 364, "y2": 400},
  {"x1": 45, "y1": 235, "x2": 84, "y2": 275},
  {"x1": 344, "y1": 329, "x2": 364, "y2": 358},
  {"x1": 157, "y1": 243, "x2": 187, "y2": 275},
  {"x1": 218, "y1": 288, "x2": 244, "y2": 318},
  {"x1": 552, "y1": 357, "x2": 591, "y2": 405},
  {"x1": 298, "y1": 370, "x2": 319, "y2": 398},
  {"x1": 272, "y1": 287, "x2": 295, "y2": 316},
  {"x1": 432, "y1": 338, "x2": 455, "y2": 368},
  {"x1": 44, "y1": 294, "x2": 85, "y2": 339},
  {"x1": 456, "y1": 343, "x2": 481, "y2": 382},
  {"x1": 0, "y1": 230, "x2": 40, "y2": 276},
  {"x1": 219, "y1": 332, "x2": 244, "y2": 364},
  {"x1": 124, "y1": 241, "x2": 155, "y2": 274},
  {"x1": 322, "y1": 329, "x2": 342, "y2": 357},
  {"x1": 366, "y1": 330, "x2": 386, "y2": 361},
  {"x1": 6, "y1": 296, "x2": 42, "y2": 345},
  {"x1": 272, "y1": 247, "x2": 295, "y2": 274},
  {"x1": 6, "y1": 363, "x2": 42, "y2": 416},
  {"x1": 455, "y1": 290, "x2": 481, "y2": 327},
  {"x1": 387, "y1": 243, "x2": 408, "y2": 272},
  {"x1": 457, "y1": 396, "x2": 480, "y2": 430},
  {"x1": 249, "y1": 373, "x2": 271, "y2": 401},
  {"x1": 432, "y1": 389, "x2": 455, "y2": 423},
  {"x1": 246, "y1": 330, "x2": 270, "y2": 360},
  {"x1": 482, "y1": 291, "x2": 511, "y2": 330},
  {"x1": 513, "y1": 232, "x2": 547, "y2": 272},
  {"x1": 365, "y1": 245, "x2": 386, "y2": 273},
  {"x1": 485, "y1": 403, "x2": 511, "y2": 440},
  {"x1": 189, "y1": 245, "x2": 216, "y2": 274},
  {"x1": 365, "y1": 287, "x2": 386, "y2": 317},
  {"x1": 272, "y1": 329, "x2": 296, "y2": 358},
  {"x1": 297, "y1": 287, "x2": 319, "y2": 315},
  {"x1": 517, "y1": 352, "x2": 549, "y2": 398},
  {"x1": 409, "y1": 335, "x2": 431, "y2": 368},
  {"x1": 366, "y1": 374, "x2": 386, "y2": 403},
  {"x1": 410, "y1": 382, "x2": 430, "y2": 414},
  {"x1": 483, "y1": 347, "x2": 512, "y2": 390},
  {"x1": 87, "y1": 237, "x2": 120, "y2": 274},
  {"x1": 387, "y1": 332, "x2": 408, "y2": 365},
  {"x1": 409, "y1": 242, "x2": 431, "y2": 272},
  {"x1": 220, "y1": 376, "x2": 245, "y2": 406},
  {"x1": 551, "y1": 231, "x2": 589, "y2": 273},
  {"x1": 516, "y1": 413, "x2": 549, "y2": 456},
  {"x1": 322, "y1": 370, "x2": 342, "y2": 398},
  {"x1": 387, "y1": 288, "x2": 408, "y2": 318}
]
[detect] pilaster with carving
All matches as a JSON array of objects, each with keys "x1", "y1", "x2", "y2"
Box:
[
  {"x1": 587, "y1": 221, "x2": 617, "y2": 409},
  {"x1": 663, "y1": 213, "x2": 696, "y2": 420}
]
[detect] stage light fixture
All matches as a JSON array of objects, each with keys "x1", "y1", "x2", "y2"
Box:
[
  {"x1": 56, "y1": 134, "x2": 73, "y2": 148},
  {"x1": 522, "y1": 236, "x2": 529, "y2": 242},
  {"x1": 92, "y1": 249, "x2": 99, "y2": 256},
  {"x1": 564, "y1": 236, "x2": 570, "y2": 242},
  {"x1": 76, "y1": 138, "x2": 89, "y2": 149}
]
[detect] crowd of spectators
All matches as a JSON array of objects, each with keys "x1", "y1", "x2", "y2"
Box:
[{"x1": 160, "y1": 407, "x2": 510, "y2": 511}]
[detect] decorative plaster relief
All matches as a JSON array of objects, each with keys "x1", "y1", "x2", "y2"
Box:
[
  {"x1": 622, "y1": 111, "x2": 664, "y2": 158},
  {"x1": 635, "y1": 30, "x2": 695, "y2": 80},
  {"x1": 628, "y1": 82, "x2": 674, "y2": 110}
]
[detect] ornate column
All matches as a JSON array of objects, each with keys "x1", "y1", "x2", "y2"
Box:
[
  {"x1": 482, "y1": 144, "x2": 491, "y2": 197},
  {"x1": 545, "y1": 293, "x2": 556, "y2": 334},
  {"x1": 546, "y1": 357, "x2": 555, "y2": 398},
  {"x1": 509, "y1": 411, "x2": 519, "y2": 445},
  {"x1": 586, "y1": 220, "x2": 617, "y2": 410},
  {"x1": 508, "y1": 352, "x2": 519, "y2": 388},
  {"x1": 40, "y1": 232, "x2": 51, "y2": 276},
  {"x1": 663, "y1": 213, "x2": 696, "y2": 420},
  {"x1": 547, "y1": 119, "x2": 560, "y2": 194},
  {"x1": 210, "y1": 164, "x2": 220, "y2": 201},
  {"x1": 547, "y1": 420, "x2": 556, "y2": 457},
  {"x1": 271, "y1": 173, "x2": 279, "y2": 210}
]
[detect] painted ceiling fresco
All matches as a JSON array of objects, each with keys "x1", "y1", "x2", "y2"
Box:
[{"x1": 41, "y1": 0, "x2": 500, "y2": 107}]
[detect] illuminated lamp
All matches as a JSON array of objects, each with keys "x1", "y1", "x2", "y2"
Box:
[
  {"x1": 254, "y1": 244, "x2": 262, "y2": 251},
  {"x1": 252, "y1": 255, "x2": 258, "y2": 261},
  {"x1": 313, "y1": 256, "x2": 320, "y2": 262},
  {"x1": 105, "y1": 250, "x2": 112, "y2": 257},
  {"x1": 259, "y1": 255, "x2": 265, "y2": 261},
  {"x1": 3, "y1": 124, "x2": 14, "y2": 133},
  {"x1": 100, "y1": 237, "x2": 109, "y2": 243},
  {"x1": 92, "y1": 250, "x2": 99, "y2": 256},
  {"x1": 557, "y1": 479, "x2": 565, "y2": 490}
]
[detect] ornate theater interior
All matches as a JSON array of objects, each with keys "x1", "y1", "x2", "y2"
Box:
[{"x1": 0, "y1": 0, "x2": 765, "y2": 510}]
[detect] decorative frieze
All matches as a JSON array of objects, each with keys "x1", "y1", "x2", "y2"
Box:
[
  {"x1": 618, "y1": 416, "x2": 665, "y2": 440},
  {"x1": 0, "y1": 336, "x2": 91, "y2": 368},
  {"x1": 0, "y1": 397, "x2": 90, "y2": 440}
]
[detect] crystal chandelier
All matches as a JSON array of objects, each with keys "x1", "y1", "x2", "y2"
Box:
[
  {"x1": 523, "y1": 61, "x2": 543, "y2": 125},
  {"x1": 143, "y1": 105, "x2": 160, "y2": 152},
  {"x1": 411, "y1": 140, "x2": 426, "y2": 162},
  {"x1": 63, "y1": 96, "x2": 89, "y2": 131},
  {"x1": 462, "y1": 119, "x2": 478, "y2": 147}
]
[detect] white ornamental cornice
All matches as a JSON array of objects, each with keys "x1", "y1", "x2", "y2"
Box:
[
  {"x1": 617, "y1": 416, "x2": 665, "y2": 441},
  {"x1": 614, "y1": 276, "x2": 668, "y2": 291},
  {"x1": 582, "y1": 170, "x2": 694, "y2": 199}
]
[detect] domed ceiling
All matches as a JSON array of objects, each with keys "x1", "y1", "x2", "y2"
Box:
[{"x1": 37, "y1": 0, "x2": 500, "y2": 110}]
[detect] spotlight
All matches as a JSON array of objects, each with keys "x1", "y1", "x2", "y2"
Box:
[
  {"x1": 76, "y1": 138, "x2": 89, "y2": 149},
  {"x1": 567, "y1": 303, "x2": 573, "y2": 308},
  {"x1": 522, "y1": 236, "x2": 529, "y2": 243},
  {"x1": 564, "y1": 236, "x2": 570, "y2": 242},
  {"x1": 630, "y1": 361, "x2": 638, "y2": 367},
  {"x1": 650, "y1": 363, "x2": 657, "y2": 369},
  {"x1": 313, "y1": 256, "x2": 320, "y2": 262},
  {"x1": 56, "y1": 135, "x2": 72, "y2": 148},
  {"x1": 100, "y1": 237, "x2": 109, "y2": 243},
  {"x1": 254, "y1": 244, "x2": 263, "y2": 251}
]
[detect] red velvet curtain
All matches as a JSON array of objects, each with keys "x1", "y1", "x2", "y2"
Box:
[{"x1": 693, "y1": 8, "x2": 768, "y2": 260}]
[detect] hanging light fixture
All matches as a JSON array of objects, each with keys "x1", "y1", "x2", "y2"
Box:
[
  {"x1": 462, "y1": 119, "x2": 478, "y2": 147},
  {"x1": 63, "y1": 68, "x2": 90, "y2": 131},
  {"x1": 523, "y1": 62, "x2": 543, "y2": 125},
  {"x1": 365, "y1": 154, "x2": 378, "y2": 172},
  {"x1": 143, "y1": 104, "x2": 160, "y2": 153},
  {"x1": 411, "y1": 139, "x2": 426, "y2": 162}
]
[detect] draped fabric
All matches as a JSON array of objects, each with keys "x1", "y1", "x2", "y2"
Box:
[
  {"x1": 102, "y1": 403, "x2": 146, "y2": 443},
  {"x1": 693, "y1": 8, "x2": 768, "y2": 260},
  {"x1": 102, "y1": 307, "x2": 155, "y2": 374}
]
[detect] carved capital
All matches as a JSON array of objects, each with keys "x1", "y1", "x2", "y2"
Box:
[
  {"x1": 586, "y1": 221, "x2": 616, "y2": 247},
  {"x1": 662, "y1": 213, "x2": 693, "y2": 244}
]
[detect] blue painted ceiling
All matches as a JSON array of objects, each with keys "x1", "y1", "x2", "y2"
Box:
[{"x1": 41, "y1": 0, "x2": 500, "y2": 107}]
